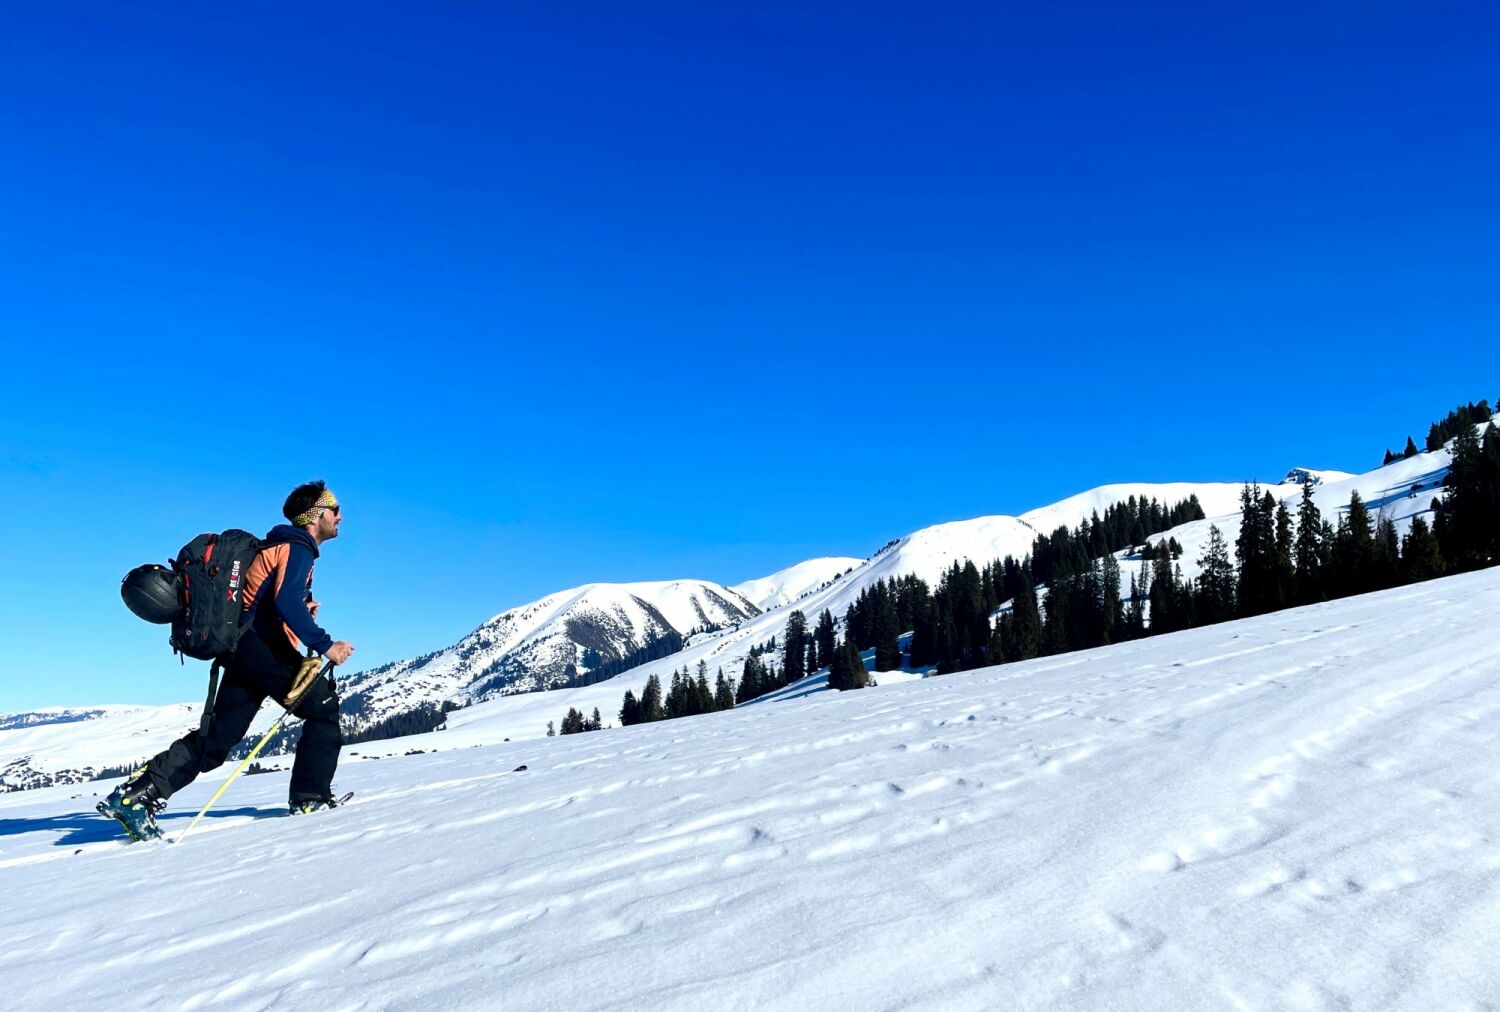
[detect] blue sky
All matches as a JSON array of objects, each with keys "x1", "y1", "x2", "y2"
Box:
[{"x1": 2, "y1": 3, "x2": 1497, "y2": 709}]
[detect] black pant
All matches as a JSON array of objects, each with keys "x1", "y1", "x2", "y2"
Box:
[{"x1": 142, "y1": 631, "x2": 342, "y2": 803}]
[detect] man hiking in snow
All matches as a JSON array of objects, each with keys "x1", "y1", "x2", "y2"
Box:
[{"x1": 100, "y1": 481, "x2": 356, "y2": 839}]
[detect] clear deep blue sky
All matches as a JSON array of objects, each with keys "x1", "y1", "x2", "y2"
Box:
[{"x1": 2, "y1": 3, "x2": 1497, "y2": 709}]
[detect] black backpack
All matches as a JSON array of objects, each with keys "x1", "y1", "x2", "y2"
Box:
[{"x1": 169, "y1": 529, "x2": 263, "y2": 661}]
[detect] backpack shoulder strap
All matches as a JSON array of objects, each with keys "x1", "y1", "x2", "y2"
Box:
[{"x1": 196, "y1": 656, "x2": 226, "y2": 749}]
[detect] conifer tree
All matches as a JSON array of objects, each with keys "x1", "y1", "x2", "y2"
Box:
[
  {"x1": 547, "y1": 721, "x2": 555, "y2": 737},
  {"x1": 736, "y1": 655, "x2": 763, "y2": 704},
  {"x1": 639, "y1": 673, "x2": 664, "y2": 722},
  {"x1": 1373, "y1": 515, "x2": 1401, "y2": 589},
  {"x1": 694, "y1": 669, "x2": 714, "y2": 714},
  {"x1": 1437, "y1": 423, "x2": 1494, "y2": 569},
  {"x1": 830, "y1": 635, "x2": 869, "y2": 690},
  {"x1": 815, "y1": 610, "x2": 836, "y2": 670},
  {"x1": 1294, "y1": 479, "x2": 1323, "y2": 603},
  {"x1": 982, "y1": 563, "x2": 1000, "y2": 615},
  {"x1": 1042, "y1": 570, "x2": 1073, "y2": 655},
  {"x1": 1403, "y1": 436, "x2": 1419, "y2": 459},
  {"x1": 828, "y1": 635, "x2": 853, "y2": 691},
  {"x1": 1343, "y1": 490, "x2": 1377, "y2": 595},
  {"x1": 1122, "y1": 569, "x2": 1147, "y2": 640},
  {"x1": 936, "y1": 607, "x2": 960, "y2": 670},
  {"x1": 664, "y1": 669, "x2": 685, "y2": 719},
  {"x1": 1176, "y1": 562, "x2": 1198, "y2": 628},
  {"x1": 1100, "y1": 552, "x2": 1122, "y2": 645},
  {"x1": 909, "y1": 592, "x2": 936, "y2": 667},
  {"x1": 1274, "y1": 499, "x2": 1295, "y2": 607},
  {"x1": 1196, "y1": 525, "x2": 1236, "y2": 625},
  {"x1": 1482, "y1": 423, "x2": 1500, "y2": 562},
  {"x1": 956, "y1": 561, "x2": 988, "y2": 666},
  {"x1": 986, "y1": 616, "x2": 1006, "y2": 665},
  {"x1": 714, "y1": 670, "x2": 735, "y2": 711},
  {"x1": 1318, "y1": 519, "x2": 1336, "y2": 573},
  {"x1": 1236, "y1": 484, "x2": 1278, "y2": 616},
  {"x1": 874, "y1": 589, "x2": 902, "y2": 670},
  {"x1": 1005, "y1": 572, "x2": 1042, "y2": 662},
  {"x1": 783, "y1": 610, "x2": 808, "y2": 685},
  {"x1": 845, "y1": 635, "x2": 870, "y2": 689},
  {"x1": 619, "y1": 690, "x2": 640, "y2": 726},
  {"x1": 1400, "y1": 515, "x2": 1444, "y2": 582},
  {"x1": 1149, "y1": 547, "x2": 1181, "y2": 634}
]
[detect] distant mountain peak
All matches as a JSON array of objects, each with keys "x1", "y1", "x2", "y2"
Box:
[{"x1": 1280, "y1": 467, "x2": 1355, "y2": 487}]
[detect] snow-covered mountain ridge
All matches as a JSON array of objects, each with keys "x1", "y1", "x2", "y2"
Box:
[
  {"x1": 0, "y1": 441, "x2": 1460, "y2": 790},
  {"x1": 731, "y1": 557, "x2": 865, "y2": 610},
  {"x1": 337, "y1": 578, "x2": 762, "y2": 722}
]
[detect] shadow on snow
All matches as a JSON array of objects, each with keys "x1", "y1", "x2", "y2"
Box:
[{"x1": 0, "y1": 805, "x2": 283, "y2": 847}]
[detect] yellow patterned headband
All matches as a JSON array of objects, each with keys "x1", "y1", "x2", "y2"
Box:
[{"x1": 292, "y1": 489, "x2": 340, "y2": 526}]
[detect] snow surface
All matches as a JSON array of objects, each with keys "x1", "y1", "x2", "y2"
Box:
[{"x1": 5, "y1": 567, "x2": 1500, "y2": 1009}]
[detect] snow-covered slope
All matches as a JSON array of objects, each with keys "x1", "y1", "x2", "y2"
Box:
[
  {"x1": 731, "y1": 557, "x2": 865, "y2": 610},
  {"x1": 5, "y1": 567, "x2": 1500, "y2": 1009},
  {"x1": 0, "y1": 704, "x2": 205, "y2": 792}
]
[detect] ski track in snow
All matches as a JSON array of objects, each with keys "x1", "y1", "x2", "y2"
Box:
[{"x1": 5, "y1": 570, "x2": 1500, "y2": 1009}]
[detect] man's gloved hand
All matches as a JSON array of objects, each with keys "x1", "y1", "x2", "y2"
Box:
[{"x1": 283, "y1": 656, "x2": 331, "y2": 709}]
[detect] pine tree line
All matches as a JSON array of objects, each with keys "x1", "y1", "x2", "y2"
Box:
[
  {"x1": 845, "y1": 495, "x2": 1203, "y2": 674},
  {"x1": 1028, "y1": 495, "x2": 1206, "y2": 586},
  {"x1": 571, "y1": 631, "x2": 684, "y2": 688},
  {"x1": 614, "y1": 660, "x2": 739, "y2": 727},
  {"x1": 555, "y1": 706, "x2": 604, "y2": 734},
  {"x1": 344, "y1": 702, "x2": 450, "y2": 745},
  {"x1": 551, "y1": 415, "x2": 1500, "y2": 741},
  {"x1": 96, "y1": 759, "x2": 150, "y2": 780},
  {"x1": 1380, "y1": 399, "x2": 1492, "y2": 464},
  {"x1": 1145, "y1": 428, "x2": 1500, "y2": 632},
  {"x1": 734, "y1": 650, "x2": 783, "y2": 703},
  {"x1": 740, "y1": 608, "x2": 872, "y2": 698},
  {"x1": 1425, "y1": 400, "x2": 1493, "y2": 453}
]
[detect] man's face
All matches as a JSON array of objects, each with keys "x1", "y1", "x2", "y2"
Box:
[{"x1": 318, "y1": 504, "x2": 341, "y2": 541}]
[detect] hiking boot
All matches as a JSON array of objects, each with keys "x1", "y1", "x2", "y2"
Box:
[
  {"x1": 288, "y1": 794, "x2": 341, "y2": 815},
  {"x1": 97, "y1": 771, "x2": 165, "y2": 842}
]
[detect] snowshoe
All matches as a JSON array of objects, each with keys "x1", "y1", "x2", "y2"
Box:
[
  {"x1": 288, "y1": 792, "x2": 352, "y2": 815},
  {"x1": 96, "y1": 773, "x2": 165, "y2": 842}
]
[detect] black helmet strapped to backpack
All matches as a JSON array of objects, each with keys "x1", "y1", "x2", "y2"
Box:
[
  {"x1": 121, "y1": 564, "x2": 183, "y2": 624},
  {"x1": 120, "y1": 528, "x2": 263, "y2": 660}
]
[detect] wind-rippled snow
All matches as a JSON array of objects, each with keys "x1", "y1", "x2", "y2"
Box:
[{"x1": 3, "y1": 568, "x2": 1499, "y2": 1009}]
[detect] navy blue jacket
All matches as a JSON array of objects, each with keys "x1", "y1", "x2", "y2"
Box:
[{"x1": 240, "y1": 525, "x2": 334, "y2": 659}]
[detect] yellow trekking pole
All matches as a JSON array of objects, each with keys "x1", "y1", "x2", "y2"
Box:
[{"x1": 173, "y1": 658, "x2": 334, "y2": 845}]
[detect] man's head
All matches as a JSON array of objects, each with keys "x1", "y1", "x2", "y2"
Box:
[{"x1": 283, "y1": 480, "x2": 342, "y2": 544}]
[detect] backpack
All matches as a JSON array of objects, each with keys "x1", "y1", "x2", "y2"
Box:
[{"x1": 168, "y1": 529, "x2": 263, "y2": 661}]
